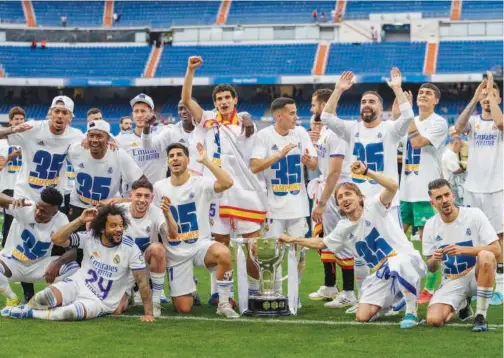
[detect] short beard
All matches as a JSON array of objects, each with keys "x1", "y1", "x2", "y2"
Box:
[
  {"x1": 360, "y1": 109, "x2": 377, "y2": 123},
  {"x1": 312, "y1": 111, "x2": 322, "y2": 122},
  {"x1": 105, "y1": 233, "x2": 121, "y2": 247}
]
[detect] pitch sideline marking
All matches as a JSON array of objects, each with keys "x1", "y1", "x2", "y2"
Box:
[{"x1": 113, "y1": 314, "x2": 503, "y2": 328}]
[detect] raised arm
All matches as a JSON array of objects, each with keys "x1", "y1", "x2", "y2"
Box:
[
  {"x1": 0, "y1": 194, "x2": 31, "y2": 210},
  {"x1": 196, "y1": 142, "x2": 233, "y2": 193},
  {"x1": 159, "y1": 197, "x2": 179, "y2": 241},
  {"x1": 351, "y1": 161, "x2": 398, "y2": 206},
  {"x1": 485, "y1": 71, "x2": 503, "y2": 131},
  {"x1": 312, "y1": 156, "x2": 343, "y2": 223},
  {"x1": 0, "y1": 123, "x2": 33, "y2": 140},
  {"x1": 181, "y1": 56, "x2": 204, "y2": 123},
  {"x1": 455, "y1": 79, "x2": 487, "y2": 134},
  {"x1": 51, "y1": 208, "x2": 98, "y2": 247},
  {"x1": 386, "y1": 68, "x2": 415, "y2": 136}
]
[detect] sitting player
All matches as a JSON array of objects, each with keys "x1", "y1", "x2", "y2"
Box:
[
  {"x1": 153, "y1": 143, "x2": 239, "y2": 318},
  {"x1": 0, "y1": 188, "x2": 79, "y2": 308},
  {"x1": 280, "y1": 161, "x2": 426, "y2": 329},
  {"x1": 424, "y1": 179, "x2": 500, "y2": 332},
  {"x1": 7, "y1": 205, "x2": 154, "y2": 322}
]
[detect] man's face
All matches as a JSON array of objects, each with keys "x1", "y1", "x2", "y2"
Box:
[
  {"x1": 311, "y1": 120, "x2": 323, "y2": 132},
  {"x1": 103, "y1": 214, "x2": 125, "y2": 245},
  {"x1": 310, "y1": 96, "x2": 325, "y2": 121},
  {"x1": 87, "y1": 112, "x2": 103, "y2": 123},
  {"x1": 335, "y1": 187, "x2": 361, "y2": 216},
  {"x1": 417, "y1": 87, "x2": 439, "y2": 111},
  {"x1": 276, "y1": 103, "x2": 298, "y2": 130},
  {"x1": 50, "y1": 106, "x2": 72, "y2": 133},
  {"x1": 121, "y1": 118, "x2": 132, "y2": 131},
  {"x1": 9, "y1": 114, "x2": 25, "y2": 127},
  {"x1": 132, "y1": 103, "x2": 152, "y2": 128},
  {"x1": 360, "y1": 94, "x2": 382, "y2": 123},
  {"x1": 178, "y1": 101, "x2": 193, "y2": 125},
  {"x1": 429, "y1": 186, "x2": 455, "y2": 216},
  {"x1": 480, "y1": 88, "x2": 501, "y2": 113},
  {"x1": 34, "y1": 201, "x2": 58, "y2": 223},
  {"x1": 452, "y1": 139, "x2": 462, "y2": 153},
  {"x1": 168, "y1": 148, "x2": 189, "y2": 175},
  {"x1": 213, "y1": 91, "x2": 237, "y2": 116},
  {"x1": 87, "y1": 130, "x2": 109, "y2": 156},
  {"x1": 129, "y1": 187, "x2": 152, "y2": 215}
]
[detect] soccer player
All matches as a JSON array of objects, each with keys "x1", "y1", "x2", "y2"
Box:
[
  {"x1": 280, "y1": 161, "x2": 426, "y2": 329},
  {"x1": 119, "y1": 116, "x2": 132, "y2": 132},
  {"x1": 441, "y1": 136, "x2": 465, "y2": 205},
  {"x1": 455, "y1": 72, "x2": 503, "y2": 305},
  {"x1": 309, "y1": 89, "x2": 356, "y2": 308},
  {"x1": 0, "y1": 95, "x2": 83, "y2": 203},
  {"x1": 153, "y1": 142, "x2": 239, "y2": 318},
  {"x1": 86, "y1": 108, "x2": 103, "y2": 123},
  {"x1": 250, "y1": 97, "x2": 318, "y2": 299},
  {"x1": 66, "y1": 120, "x2": 144, "y2": 228},
  {"x1": 424, "y1": 179, "x2": 500, "y2": 332},
  {"x1": 7, "y1": 205, "x2": 154, "y2": 322},
  {"x1": 119, "y1": 178, "x2": 178, "y2": 315},
  {"x1": 0, "y1": 188, "x2": 79, "y2": 308}
]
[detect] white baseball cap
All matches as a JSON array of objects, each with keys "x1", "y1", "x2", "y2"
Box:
[
  {"x1": 87, "y1": 119, "x2": 111, "y2": 136},
  {"x1": 50, "y1": 95, "x2": 74, "y2": 114},
  {"x1": 130, "y1": 93, "x2": 154, "y2": 110}
]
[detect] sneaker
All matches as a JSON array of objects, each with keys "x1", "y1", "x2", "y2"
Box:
[
  {"x1": 324, "y1": 291, "x2": 357, "y2": 309},
  {"x1": 400, "y1": 313, "x2": 419, "y2": 329},
  {"x1": 216, "y1": 303, "x2": 240, "y2": 318},
  {"x1": 153, "y1": 302, "x2": 162, "y2": 318},
  {"x1": 133, "y1": 291, "x2": 143, "y2": 306},
  {"x1": 160, "y1": 292, "x2": 171, "y2": 304},
  {"x1": 458, "y1": 297, "x2": 474, "y2": 321},
  {"x1": 9, "y1": 305, "x2": 32, "y2": 319},
  {"x1": 1, "y1": 306, "x2": 13, "y2": 317},
  {"x1": 208, "y1": 293, "x2": 236, "y2": 308},
  {"x1": 410, "y1": 234, "x2": 420, "y2": 242},
  {"x1": 192, "y1": 292, "x2": 202, "y2": 306},
  {"x1": 308, "y1": 286, "x2": 339, "y2": 301},
  {"x1": 345, "y1": 303, "x2": 358, "y2": 314},
  {"x1": 417, "y1": 289, "x2": 433, "y2": 304},
  {"x1": 489, "y1": 292, "x2": 503, "y2": 306},
  {"x1": 472, "y1": 314, "x2": 489, "y2": 332},
  {"x1": 6, "y1": 296, "x2": 21, "y2": 308},
  {"x1": 386, "y1": 297, "x2": 406, "y2": 316}
]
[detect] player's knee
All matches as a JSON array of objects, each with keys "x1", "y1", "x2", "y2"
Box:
[
  {"x1": 355, "y1": 310, "x2": 372, "y2": 322},
  {"x1": 174, "y1": 302, "x2": 192, "y2": 314},
  {"x1": 477, "y1": 250, "x2": 496, "y2": 270},
  {"x1": 426, "y1": 315, "x2": 445, "y2": 327},
  {"x1": 214, "y1": 245, "x2": 232, "y2": 265},
  {"x1": 148, "y1": 243, "x2": 166, "y2": 260}
]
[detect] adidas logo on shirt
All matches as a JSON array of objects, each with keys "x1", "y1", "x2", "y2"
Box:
[
  {"x1": 78, "y1": 162, "x2": 85, "y2": 169},
  {"x1": 435, "y1": 235, "x2": 442, "y2": 242},
  {"x1": 37, "y1": 140, "x2": 45, "y2": 146},
  {"x1": 179, "y1": 139, "x2": 186, "y2": 144},
  {"x1": 271, "y1": 145, "x2": 279, "y2": 150},
  {"x1": 29, "y1": 223, "x2": 35, "y2": 228}
]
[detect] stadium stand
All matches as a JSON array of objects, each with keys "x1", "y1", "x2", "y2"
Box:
[
  {"x1": 436, "y1": 41, "x2": 504, "y2": 74},
  {"x1": 460, "y1": 0, "x2": 504, "y2": 20},
  {"x1": 0, "y1": 1, "x2": 25, "y2": 24},
  {"x1": 32, "y1": 0, "x2": 104, "y2": 27},
  {"x1": 344, "y1": 1, "x2": 452, "y2": 19}
]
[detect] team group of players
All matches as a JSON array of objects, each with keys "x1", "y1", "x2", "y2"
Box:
[{"x1": 0, "y1": 56, "x2": 502, "y2": 331}]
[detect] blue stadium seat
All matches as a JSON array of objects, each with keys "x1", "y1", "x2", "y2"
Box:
[
  {"x1": 32, "y1": 1, "x2": 104, "y2": 27},
  {"x1": 325, "y1": 42, "x2": 425, "y2": 76},
  {"x1": 156, "y1": 44, "x2": 317, "y2": 77},
  {"x1": 437, "y1": 41, "x2": 503, "y2": 73},
  {"x1": 0, "y1": 45, "x2": 151, "y2": 78},
  {"x1": 460, "y1": 1, "x2": 503, "y2": 20},
  {"x1": 344, "y1": 1, "x2": 451, "y2": 19},
  {"x1": 113, "y1": 1, "x2": 219, "y2": 28},
  {"x1": 0, "y1": 1, "x2": 25, "y2": 24}
]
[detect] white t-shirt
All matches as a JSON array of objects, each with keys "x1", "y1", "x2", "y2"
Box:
[
  {"x1": 153, "y1": 176, "x2": 221, "y2": 264},
  {"x1": 141, "y1": 121, "x2": 205, "y2": 176},
  {"x1": 1, "y1": 206, "x2": 69, "y2": 263},
  {"x1": 7, "y1": 120, "x2": 83, "y2": 202},
  {"x1": 251, "y1": 125, "x2": 317, "y2": 219},
  {"x1": 67, "y1": 144, "x2": 143, "y2": 208},
  {"x1": 322, "y1": 113, "x2": 412, "y2": 207},
  {"x1": 463, "y1": 115, "x2": 503, "y2": 193},
  {"x1": 0, "y1": 143, "x2": 22, "y2": 192},
  {"x1": 441, "y1": 147, "x2": 461, "y2": 182},
  {"x1": 120, "y1": 203, "x2": 166, "y2": 253},
  {"x1": 400, "y1": 113, "x2": 448, "y2": 202},
  {"x1": 323, "y1": 195, "x2": 415, "y2": 271},
  {"x1": 315, "y1": 125, "x2": 351, "y2": 182},
  {"x1": 116, "y1": 129, "x2": 166, "y2": 185},
  {"x1": 68, "y1": 231, "x2": 145, "y2": 311},
  {"x1": 423, "y1": 207, "x2": 497, "y2": 278}
]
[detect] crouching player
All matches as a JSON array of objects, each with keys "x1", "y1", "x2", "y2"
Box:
[
  {"x1": 7, "y1": 205, "x2": 154, "y2": 322},
  {"x1": 280, "y1": 161, "x2": 426, "y2": 329},
  {"x1": 424, "y1": 179, "x2": 500, "y2": 332}
]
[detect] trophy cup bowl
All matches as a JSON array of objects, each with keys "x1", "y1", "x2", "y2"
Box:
[{"x1": 245, "y1": 237, "x2": 291, "y2": 316}]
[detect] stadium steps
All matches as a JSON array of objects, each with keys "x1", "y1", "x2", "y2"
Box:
[
  {"x1": 450, "y1": 0, "x2": 462, "y2": 20},
  {"x1": 217, "y1": 0, "x2": 231, "y2": 25},
  {"x1": 423, "y1": 42, "x2": 438, "y2": 75},
  {"x1": 336, "y1": 0, "x2": 346, "y2": 16},
  {"x1": 21, "y1": 0, "x2": 36, "y2": 27},
  {"x1": 104, "y1": 0, "x2": 114, "y2": 27},
  {"x1": 143, "y1": 46, "x2": 163, "y2": 78},
  {"x1": 313, "y1": 42, "x2": 330, "y2": 75}
]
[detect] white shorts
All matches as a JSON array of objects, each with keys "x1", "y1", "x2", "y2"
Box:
[
  {"x1": 209, "y1": 200, "x2": 261, "y2": 235},
  {"x1": 358, "y1": 272, "x2": 400, "y2": 310},
  {"x1": 52, "y1": 279, "x2": 110, "y2": 320},
  {"x1": 464, "y1": 190, "x2": 503, "y2": 234},
  {"x1": 167, "y1": 240, "x2": 216, "y2": 297},
  {"x1": 2, "y1": 255, "x2": 61, "y2": 283},
  {"x1": 264, "y1": 217, "x2": 309, "y2": 238},
  {"x1": 429, "y1": 268, "x2": 477, "y2": 310}
]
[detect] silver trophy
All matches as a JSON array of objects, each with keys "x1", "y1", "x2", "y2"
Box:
[{"x1": 245, "y1": 237, "x2": 291, "y2": 316}]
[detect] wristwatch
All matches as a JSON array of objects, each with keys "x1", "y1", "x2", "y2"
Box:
[{"x1": 318, "y1": 200, "x2": 326, "y2": 207}]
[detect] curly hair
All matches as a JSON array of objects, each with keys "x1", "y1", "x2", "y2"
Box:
[
  {"x1": 40, "y1": 187, "x2": 63, "y2": 207},
  {"x1": 131, "y1": 177, "x2": 153, "y2": 192},
  {"x1": 89, "y1": 204, "x2": 130, "y2": 239}
]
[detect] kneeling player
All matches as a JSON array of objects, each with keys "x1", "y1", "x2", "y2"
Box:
[
  {"x1": 153, "y1": 143, "x2": 239, "y2": 318},
  {"x1": 0, "y1": 188, "x2": 79, "y2": 308},
  {"x1": 7, "y1": 205, "x2": 154, "y2": 322},
  {"x1": 280, "y1": 161, "x2": 426, "y2": 329},
  {"x1": 424, "y1": 179, "x2": 500, "y2": 332}
]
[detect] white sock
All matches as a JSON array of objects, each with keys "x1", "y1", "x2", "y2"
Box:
[
  {"x1": 217, "y1": 280, "x2": 233, "y2": 305},
  {"x1": 210, "y1": 271, "x2": 218, "y2": 295},
  {"x1": 0, "y1": 265, "x2": 17, "y2": 300},
  {"x1": 401, "y1": 291, "x2": 418, "y2": 317},
  {"x1": 32, "y1": 303, "x2": 83, "y2": 321},
  {"x1": 476, "y1": 286, "x2": 493, "y2": 318},
  {"x1": 248, "y1": 277, "x2": 259, "y2": 295},
  {"x1": 29, "y1": 287, "x2": 58, "y2": 309},
  {"x1": 150, "y1": 272, "x2": 165, "y2": 304},
  {"x1": 354, "y1": 259, "x2": 369, "y2": 299}
]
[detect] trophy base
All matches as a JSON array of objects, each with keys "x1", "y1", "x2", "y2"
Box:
[{"x1": 244, "y1": 296, "x2": 292, "y2": 317}]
